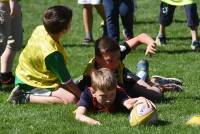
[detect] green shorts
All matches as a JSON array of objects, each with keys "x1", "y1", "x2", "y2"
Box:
[{"x1": 15, "y1": 76, "x2": 53, "y2": 96}]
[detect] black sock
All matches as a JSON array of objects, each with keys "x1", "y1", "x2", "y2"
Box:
[{"x1": 0, "y1": 72, "x2": 13, "y2": 80}]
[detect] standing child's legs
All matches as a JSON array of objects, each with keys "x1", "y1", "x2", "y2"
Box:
[
  {"x1": 82, "y1": 4, "x2": 94, "y2": 45},
  {"x1": 119, "y1": 0, "x2": 134, "y2": 41},
  {"x1": 0, "y1": 2, "x2": 22, "y2": 85},
  {"x1": 184, "y1": 4, "x2": 200, "y2": 50},
  {"x1": 190, "y1": 26, "x2": 198, "y2": 42},
  {"x1": 0, "y1": 48, "x2": 16, "y2": 85},
  {"x1": 103, "y1": 0, "x2": 120, "y2": 42},
  {"x1": 94, "y1": 4, "x2": 107, "y2": 36},
  {"x1": 156, "y1": 2, "x2": 176, "y2": 46},
  {"x1": 1, "y1": 48, "x2": 15, "y2": 73}
]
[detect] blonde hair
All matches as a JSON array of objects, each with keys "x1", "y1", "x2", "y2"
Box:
[{"x1": 91, "y1": 68, "x2": 117, "y2": 91}]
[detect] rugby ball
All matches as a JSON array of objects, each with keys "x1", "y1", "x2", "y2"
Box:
[{"x1": 129, "y1": 103, "x2": 157, "y2": 127}]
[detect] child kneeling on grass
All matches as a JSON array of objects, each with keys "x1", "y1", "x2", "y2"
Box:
[
  {"x1": 75, "y1": 68, "x2": 156, "y2": 125},
  {"x1": 7, "y1": 5, "x2": 81, "y2": 105}
]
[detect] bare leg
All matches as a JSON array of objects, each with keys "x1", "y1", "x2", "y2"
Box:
[
  {"x1": 129, "y1": 80, "x2": 162, "y2": 101},
  {"x1": 30, "y1": 88, "x2": 77, "y2": 105},
  {"x1": 158, "y1": 24, "x2": 166, "y2": 36},
  {"x1": 51, "y1": 88, "x2": 77, "y2": 105},
  {"x1": 1, "y1": 47, "x2": 16, "y2": 73},
  {"x1": 94, "y1": 4, "x2": 107, "y2": 36},
  {"x1": 156, "y1": 24, "x2": 167, "y2": 45},
  {"x1": 29, "y1": 95, "x2": 63, "y2": 104},
  {"x1": 83, "y1": 4, "x2": 93, "y2": 40},
  {"x1": 190, "y1": 26, "x2": 198, "y2": 42}
]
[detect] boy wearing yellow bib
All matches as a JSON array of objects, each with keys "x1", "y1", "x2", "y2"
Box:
[
  {"x1": 156, "y1": 0, "x2": 200, "y2": 50},
  {"x1": 7, "y1": 5, "x2": 81, "y2": 105}
]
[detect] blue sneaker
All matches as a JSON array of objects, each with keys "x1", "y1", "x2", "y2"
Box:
[
  {"x1": 191, "y1": 41, "x2": 200, "y2": 51},
  {"x1": 136, "y1": 59, "x2": 149, "y2": 82}
]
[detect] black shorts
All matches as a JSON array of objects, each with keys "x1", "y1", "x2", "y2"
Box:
[
  {"x1": 159, "y1": 2, "x2": 199, "y2": 27},
  {"x1": 122, "y1": 67, "x2": 140, "y2": 97}
]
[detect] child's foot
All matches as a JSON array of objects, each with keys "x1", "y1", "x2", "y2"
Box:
[
  {"x1": 82, "y1": 38, "x2": 94, "y2": 45},
  {"x1": 155, "y1": 35, "x2": 166, "y2": 46},
  {"x1": 7, "y1": 86, "x2": 29, "y2": 104},
  {"x1": 150, "y1": 75, "x2": 183, "y2": 86},
  {"x1": 191, "y1": 40, "x2": 200, "y2": 51},
  {"x1": 160, "y1": 83, "x2": 183, "y2": 92}
]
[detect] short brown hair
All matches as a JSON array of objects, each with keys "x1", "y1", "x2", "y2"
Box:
[
  {"x1": 95, "y1": 36, "x2": 120, "y2": 57},
  {"x1": 43, "y1": 5, "x2": 72, "y2": 34},
  {"x1": 91, "y1": 68, "x2": 117, "y2": 91}
]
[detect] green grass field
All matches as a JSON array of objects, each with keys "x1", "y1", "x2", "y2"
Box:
[{"x1": 0, "y1": 0, "x2": 200, "y2": 133}]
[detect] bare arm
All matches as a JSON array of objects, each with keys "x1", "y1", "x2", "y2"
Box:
[
  {"x1": 75, "y1": 106, "x2": 101, "y2": 125},
  {"x1": 62, "y1": 80, "x2": 81, "y2": 99},
  {"x1": 126, "y1": 33, "x2": 157, "y2": 56}
]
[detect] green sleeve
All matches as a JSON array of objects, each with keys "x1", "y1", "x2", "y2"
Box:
[{"x1": 45, "y1": 51, "x2": 72, "y2": 83}]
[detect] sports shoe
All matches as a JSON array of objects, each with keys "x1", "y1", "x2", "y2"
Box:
[
  {"x1": 136, "y1": 59, "x2": 149, "y2": 82},
  {"x1": 7, "y1": 86, "x2": 29, "y2": 104},
  {"x1": 191, "y1": 40, "x2": 200, "y2": 51},
  {"x1": 150, "y1": 75, "x2": 183, "y2": 86},
  {"x1": 82, "y1": 38, "x2": 94, "y2": 45},
  {"x1": 160, "y1": 83, "x2": 183, "y2": 92},
  {"x1": 155, "y1": 35, "x2": 166, "y2": 46}
]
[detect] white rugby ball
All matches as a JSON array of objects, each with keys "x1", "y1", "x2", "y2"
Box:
[{"x1": 129, "y1": 103, "x2": 157, "y2": 127}]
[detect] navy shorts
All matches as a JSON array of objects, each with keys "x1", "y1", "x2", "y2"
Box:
[{"x1": 159, "y1": 2, "x2": 199, "y2": 27}]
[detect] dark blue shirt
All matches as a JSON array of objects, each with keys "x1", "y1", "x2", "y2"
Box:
[{"x1": 79, "y1": 87, "x2": 129, "y2": 113}]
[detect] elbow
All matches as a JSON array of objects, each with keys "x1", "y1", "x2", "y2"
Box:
[{"x1": 139, "y1": 33, "x2": 148, "y2": 37}]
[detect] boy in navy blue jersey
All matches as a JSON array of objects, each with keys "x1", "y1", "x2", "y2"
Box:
[
  {"x1": 75, "y1": 68, "x2": 155, "y2": 125},
  {"x1": 76, "y1": 35, "x2": 183, "y2": 102}
]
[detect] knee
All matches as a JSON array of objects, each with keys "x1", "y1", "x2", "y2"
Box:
[
  {"x1": 119, "y1": 4, "x2": 129, "y2": 16},
  {"x1": 62, "y1": 94, "x2": 77, "y2": 105}
]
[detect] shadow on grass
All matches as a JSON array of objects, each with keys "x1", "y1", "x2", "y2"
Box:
[
  {"x1": 63, "y1": 43, "x2": 94, "y2": 48},
  {"x1": 134, "y1": 19, "x2": 187, "y2": 25},
  {"x1": 173, "y1": 19, "x2": 187, "y2": 23},
  {"x1": 134, "y1": 20, "x2": 157, "y2": 25},
  {"x1": 156, "y1": 49, "x2": 195, "y2": 54},
  {"x1": 153, "y1": 119, "x2": 171, "y2": 126},
  {"x1": 155, "y1": 96, "x2": 177, "y2": 104},
  {"x1": 167, "y1": 36, "x2": 191, "y2": 41},
  {"x1": 178, "y1": 95, "x2": 200, "y2": 101}
]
